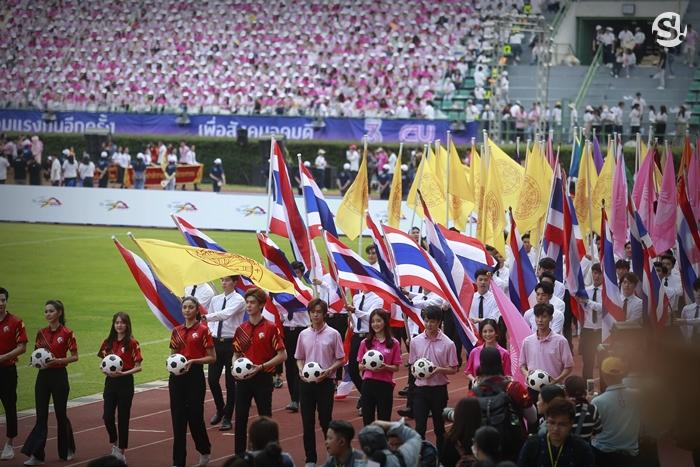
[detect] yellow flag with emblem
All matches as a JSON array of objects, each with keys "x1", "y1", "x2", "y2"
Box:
[
  {"x1": 591, "y1": 143, "x2": 616, "y2": 235},
  {"x1": 515, "y1": 143, "x2": 553, "y2": 236},
  {"x1": 407, "y1": 150, "x2": 448, "y2": 225},
  {"x1": 386, "y1": 151, "x2": 403, "y2": 228},
  {"x1": 574, "y1": 142, "x2": 599, "y2": 237},
  {"x1": 478, "y1": 153, "x2": 506, "y2": 255},
  {"x1": 131, "y1": 238, "x2": 296, "y2": 295},
  {"x1": 487, "y1": 138, "x2": 525, "y2": 211},
  {"x1": 336, "y1": 147, "x2": 369, "y2": 240}
]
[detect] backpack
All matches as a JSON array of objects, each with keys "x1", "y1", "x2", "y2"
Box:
[{"x1": 473, "y1": 379, "x2": 526, "y2": 460}]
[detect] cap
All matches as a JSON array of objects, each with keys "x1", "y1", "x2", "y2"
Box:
[
  {"x1": 136, "y1": 153, "x2": 145, "y2": 160},
  {"x1": 100, "y1": 151, "x2": 108, "y2": 158},
  {"x1": 401, "y1": 164, "x2": 408, "y2": 171},
  {"x1": 303, "y1": 160, "x2": 311, "y2": 167},
  {"x1": 214, "y1": 158, "x2": 222, "y2": 164},
  {"x1": 62, "y1": 149, "x2": 70, "y2": 156},
  {"x1": 343, "y1": 163, "x2": 351, "y2": 170},
  {"x1": 601, "y1": 357, "x2": 627, "y2": 376},
  {"x1": 317, "y1": 149, "x2": 326, "y2": 155},
  {"x1": 168, "y1": 155, "x2": 177, "y2": 162}
]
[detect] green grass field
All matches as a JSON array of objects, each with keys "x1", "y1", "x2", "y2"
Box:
[{"x1": 1, "y1": 221, "x2": 360, "y2": 412}]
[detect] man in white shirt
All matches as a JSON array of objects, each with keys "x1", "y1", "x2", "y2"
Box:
[
  {"x1": 0, "y1": 154, "x2": 9, "y2": 184},
  {"x1": 346, "y1": 144, "x2": 360, "y2": 177},
  {"x1": 77, "y1": 155, "x2": 95, "y2": 188},
  {"x1": 537, "y1": 258, "x2": 566, "y2": 300},
  {"x1": 576, "y1": 263, "x2": 603, "y2": 379},
  {"x1": 618, "y1": 272, "x2": 643, "y2": 326},
  {"x1": 653, "y1": 261, "x2": 683, "y2": 318},
  {"x1": 50, "y1": 156, "x2": 62, "y2": 186},
  {"x1": 201, "y1": 276, "x2": 246, "y2": 431},
  {"x1": 678, "y1": 279, "x2": 700, "y2": 344},
  {"x1": 524, "y1": 282, "x2": 565, "y2": 334},
  {"x1": 469, "y1": 269, "x2": 501, "y2": 324},
  {"x1": 314, "y1": 149, "x2": 328, "y2": 190},
  {"x1": 521, "y1": 233, "x2": 538, "y2": 267}
]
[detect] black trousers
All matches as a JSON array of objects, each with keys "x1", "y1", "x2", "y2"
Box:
[
  {"x1": 414, "y1": 384, "x2": 449, "y2": 451},
  {"x1": 579, "y1": 327, "x2": 601, "y2": 380},
  {"x1": 208, "y1": 339, "x2": 235, "y2": 420},
  {"x1": 234, "y1": 372, "x2": 273, "y2": 455},
  {"x1": 283, "y1": 327, "x2": 302, "y2": 402},
  {"x1": 326, "y1": 314, "x2": 348, "y2": 379},
  {"x1": 593, "y1": 447, "x2": 639, "y2": 467},
  {"x1": 442, "y1": 311, "x2": 463, "y2": 366},
  {"x1": 0, "y1": 365, "x2": 18, "y2": 438},
  {"x1": 347, "y1": 333, "x2": 367, "y2": 402},
  {"x1": 299, "y1": 379, "x2": 335, "y2": 463},
  {"x1": 404, "y1": 368, "x2": 416, "y2": 410},
  {"x1": 169, "y1": 364, "x2": 210, "y2": 467},
  {"x1": 21, "y1": 368, "x2": 75, "y2": 461},
  {"x1": 392, "y1": 325, "x2": 409, "y2": 353},
  {"x1": 563, "y1": 290, "x2": 574, "y2": 350},
  {"x1": 361, "y1": 378, "x2": 394, "y2": 426},
  {"x1": 103, "y1": 374, "x2": 134, "y2": 449}
]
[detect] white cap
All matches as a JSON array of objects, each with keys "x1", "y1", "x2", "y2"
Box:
[
  {"x1": 62, "y1": 149, "x2": 70, "y2": 156},
  {"x1": 100, "y1": 151, "x2": 108, "y2": 158},
  {"x1": 136, "y1": 153, "x2": 145, "y2": 160},
  {"x1": 401, "y1": 164, "x2": 408, "y2": 171},
  {"x1": 343, "y1": 163, "x2": 351, "y2": 170},
  {"x1": 214, "y1": 158, "x2": 222, "y2": 164},
  {"x1": 168, "y1": 155, "x2": 177, "y2": 162},
  {"x1": 303, "y1": 161, "x2": 311, "y2": 167}
]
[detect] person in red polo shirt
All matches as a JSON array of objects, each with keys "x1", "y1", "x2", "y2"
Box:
[
  {"x1": 97, "y1": 312, "x2": 143, "y2": 464},
  {"x1": 22, "y1": 300, "x2": 79, "y2": 466},
  {"x1": 0, "y1": 287, "x2": 27, "y2": 461},
  {"x1": 232, "y1": 287, "x2": 287, "y2": 456},
  {"x1": 168, "y1": 296, "x2": 215, "y2": 467}
]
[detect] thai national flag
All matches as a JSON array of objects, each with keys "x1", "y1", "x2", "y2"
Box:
[
  {"x1": 323, "y1": 231, "x2": 424, "y2": 332},
  {"x1": 365, "y1": 212, "x2": 396, "y2": 282},
  {"x1": 641, "y1": 247, "x2": 671, "y2": 328},
  {"x1": 114, "y1": 238, "x2": 183, "y2": 330},
  {"x1": 437, "y1": 226, "x2": 495, "y2": 280},
  {"x1": 268, "y1": 140, "x2": 312, "y2": 272},
  {"x1": 563, "y1": 190, "x2": 588, "y2": 321},
  {"x1": 507, "y1": 211, "x2": 538, "y2": 313},
  {"x1": 171, "y1": 214, "x2": 226, "y2": 252},
  {"x1": 677, "y1": 178, "x2": 700, "y2": 300},
  {"x1": 543, "y1": 164, "x2": 565, "y2": 282},
  {"x1": 257, "y1": 232, "x2": 313, "y2": 301},
  {"x1": 628, "y1": 193, "x2": 656, "y2": 276},
  {"x1": 300, "y1": 164, "x2": 338, "y2": 238},
  {"x1": 600, "y1": 208, "x2": 626, "y2": 341}
]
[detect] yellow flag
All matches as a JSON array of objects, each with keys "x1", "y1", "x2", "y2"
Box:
[
  {"x1": 132, "y1": 238, "x2": 295, "y2": 295},
  {"x1": 487, "y1": 138, "x2": 525, "y2": 211},
  {"x1": 574, "y1": 143, "x2": 599, "y2": 236},
  {"x1": 478, "y1": 153, "x2": 506, "y2": 255},
  {"x1": 336, "y1": 148, "x2": 369, "y2": 240},
  {"x1": 448, "y1": 142, "x2": 471, "y2": 200},
  {"x1": 591, "y1": 150, "x2": 616, "y2": 235},
  {"x1": 469, "y1": 146, "x2": 482, "y2": 205},
  {"x1": 407, "y1": 150, "x2": 448, "y2": 225},
  {"x1": 386, "y1": 152, "x2": 403, "y2": 228},
  {"x1": 515, "y1": 143, "x2": 553, "y2": 235}
]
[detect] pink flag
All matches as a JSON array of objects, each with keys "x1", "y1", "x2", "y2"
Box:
[
  {"x1": 651, "y1": 151, "x2": 677, "y2": 253},
  {"x1": 688, "y1": 139, "x2": 700, "y2": 221},
  {"x1": 491, "y1": 281, "x2": 531, "y2": 386},
  {"x1": 631, "y1": 146, "x2": 656, "y2": 234},
  {"x1": 610, "y1": 148, "x2": 628, "y2": 258}
]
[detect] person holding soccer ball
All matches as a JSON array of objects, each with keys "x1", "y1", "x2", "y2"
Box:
[
  {"x1": 22, "y1": 300, "x2": 79, "y2": 466},
  {"x1": 168, "y1": 296, "x2": 215, "y2": 467},
  {"x1": 97, "y1": 312, "x2": 143, "y2": 463},
  {"x1": 357, "y1": 308, "x2": 402, "y2": 426}
]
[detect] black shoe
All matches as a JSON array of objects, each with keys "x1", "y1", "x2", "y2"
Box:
[
  {"x1": 285, "y1": 401, "x2": 299, "y2": 412},
  {"x1": 219, "y1": 419, "x2": 232, "y2": 431},
  {"x1": 398, "y1": 386, "x2": 409, "y2": 397},
  {"x1": 210, "y1": 413, "x2": 223, "y2": 425},
  {"x1": 397, "y1": 408, "x2": 414, "y2": 419}
]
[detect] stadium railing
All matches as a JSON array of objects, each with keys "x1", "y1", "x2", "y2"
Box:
[{"x1": 573, "y1": 46, "x2": 602, "y2": 110}]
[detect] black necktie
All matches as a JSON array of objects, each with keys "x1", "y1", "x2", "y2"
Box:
[
  {"x1": 287, "y1": 307, "x2": 294, "y2": 322},
  {"x1": 694, "y1": 305, "x2": 699, "y2": 337},
  {"x1": 592, "y1": 288, "x2": 598, "y2": 323},
  {"x1": 357, "y1": 294, "x2": 365, "y2": 331},
  {"x1": 478, "y1": 295, "x2": 484, "y2": 319},
  {"x1": 623, "y1": 298, "x2": 628, "y2": 320},
  {"x1": 664, "y1": 278, "x2": 669, "y2": 287},
  {"x1": 216, "y1": 297, "x2": 226, "y2": 339}
]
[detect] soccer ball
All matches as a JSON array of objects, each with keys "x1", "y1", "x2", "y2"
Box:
[
  {"x1": 30, "y1": 348, "x2": 53, "y2": 369},
  {"x1": 528, "y1": 369, "x2": 553, "y2": 392},
  {"x1": 166, "y1": 354, "x2": 188, "y2": 375},
  {"x1": 232, "y1": 357, "x2": 255, "y2": 380},
  {"x1": 411, "y1": 358, "x2": 436, "y2": 379},
  {"x1": 101, "y1": 354, "x2": 124, "y2": 375},
  {"x1": 302, "y1": 361, "x2": 324, "y2": 383},
  {"x1": 361, "y1": 350, "x2": 384, "y2": 370}
]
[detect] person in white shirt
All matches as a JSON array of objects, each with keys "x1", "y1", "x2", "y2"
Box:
[
  {"x1": 314, "y1": 149, "x2": 328, "y2": 190},
  {"x1": 61, "y1": 151, "x2": 79, "y2": 187},
  {"x1": 633, "y1": 27, "x2": 646, "y2": 63},
  {"x1": 575, "y1": 263, "x2": 603, "y2": 379},
  {"x1": 524, "y1": 282, "x2": 565, "y2": 334},
  {"x1": 537, "y1": 258, "x2": 566, "y2": 300},
  {"x1": 486, "y1": 246, "x2": 510, "y2": 294},
  {"x1": 346, "y1": 144, "x2": 360, "y2": 176},
  {"x1": 184, "y1": 283, "x2": 215, "y2": 310},
  {"x1": 0, "y1": 154, "x2": 9, "y2": 184},
  {"x1": 465, "y1": 100, "x2": 479, "y2": 124},
  {"x1": 653, "y1": 262, "x2": 682, "y2": 317},
  {"x1": 77, "y1": 155, "x2": 95, "y2": 188},
  {"x1": 468, "y1": 269, "x2": 501, "y2": 324},
  {"x1": 617, "y1": 272, "x2": 643, "y2": 326},
  {"x1": 521, "y1": 233, "x2": 538, "y2": 267},
  {"x1": 678, "y1": 279, "x2": 700, "y2": 344},
  {"x1": 200, "y1": 276, "x2": 245, "y2": 432},
  {"x1": 50, "y1": 156, "x2": 62, "y2": 186},
  {"x1": 628, "y1": 104, "x2": 642, "y2": 137}
]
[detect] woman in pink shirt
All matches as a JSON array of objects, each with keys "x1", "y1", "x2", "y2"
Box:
[
  {"x1": 464, "y1": 318, "x2": 511, "y2": 388},
  {"x1": 357, "y1": 309, "x2": 402, "y2": 426}
]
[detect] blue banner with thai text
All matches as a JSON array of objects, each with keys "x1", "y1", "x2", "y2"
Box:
[{"x1": 0, "y1": 109, "x2": 479, "y2": 144}]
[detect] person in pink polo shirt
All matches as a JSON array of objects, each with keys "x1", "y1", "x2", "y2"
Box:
[
  {"x1": 408, "y1": 305, "x2": 459, "y2": 451},
  {"x1": 464, "y1": 318, "x2": 511, "y2": 388},
  {"x1": 520, "y1": 303, "x2": 574, "y2": 402},
  {"x1": 295, "y1": 298, "x2": 345, "y2": 467},
  {"x1": 357, "y1": 309, "x2": 402, "y2": 426}
]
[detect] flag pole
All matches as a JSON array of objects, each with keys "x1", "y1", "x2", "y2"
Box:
[
  {"x1": 445, "y1": 132, "x2": 451, "y2": 228},
  {"x1": 297, "y1": 153, "x2": 318, "y2": 297},
  {"x1": 265, "y1": 137, "x2": 275, "y2": 235},
  {"x1": 357, "y1": 136, "x2": 369, "y2": 256}
]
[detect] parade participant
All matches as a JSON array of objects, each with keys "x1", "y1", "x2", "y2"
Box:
[
  {"x1": 357, "y1": 309, "x2": 402, "y2": 426},
  {"x1": 168, "y1": 296, "x2": 215, "y2": 467},
  {"x1": 678, "y1": 278, "x2": 700, "y2": 343},
  {"x1": 295, "y1": 298, "x2": 345, "y2": 466},
  {"x1": 464, "y1": 318, "x2": 511, "y2": 388},
  {"x1": 576, "y1": 263, "x2": 603, "y2": 379},
  {"x1": 0, "y1": 287, "x2": 27, "y2": 461},
  {"x1": 233, "y1": 288, "x2": 287, "y2": 456},
  {"x1": 22, "y1": 300, "x2": 78, "y2": 466},
  {"x1": 523, "y1": 282, "x2": 565, "y2": 334},
  {"x1": 97, "y1": 312, "x2": 143, "y2": 463},
  {"x1": 408, "y1": 305, "x2": 459, "y2": 450},
  {"x1": 618, "y1": 272, "x2": 643, "y2": 326},
  {"x1": 201, "y1": 276, "x2": 246, "y2": 432}
]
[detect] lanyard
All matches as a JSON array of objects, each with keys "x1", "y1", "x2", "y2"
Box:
[{"x1": 547, "y1": 435, "x2": 564, "y2": 467}]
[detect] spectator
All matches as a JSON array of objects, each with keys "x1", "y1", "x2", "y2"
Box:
[
  {"x1": 633, "y1": 27, "x2": 646, "y2": 63},
  {"x1": 60, "y1": 150, "x2": 78, "y2": 186},
  {"x1": 163, "y1": 155, "x2": 177, "y2": 190},
  {"x1": 314, "y1": 149, "x2": 328, "y2": 190},
  {"x1": 685, "y1": 24, "x2": 698, "y2": 67},
  {"x1": 209, "y1": 158, "x2": 226, "y2": 193},
  {"x1": 0, "y1": 153, "x2": 8, "y2": 184},
  {"x1": 323, "y1": 420, "x2": 364, "y2": 467},
  {"x1": 675, "y1": 105, "x2": 689, "y2": 144},
  {"x1": 441, "y1": 398, "x2": 482, "y2": 467},
  {"x1": 336, "y1": 163, "x2": 352, "y2": 196},
  {"x1": 346, "y1": 145, "x2": 360, "y2": 177},
  {"x1": 27, "y1": 157, "x2": 42, "y2": 186},
  {"x1": 132, "y1": 154, "x2": 147, "y2": 190},
  {"x1": 49, "y1": 155, "x2": 62, "y2": 186},
  {"x1": 535, "y1": 385, "x2": 567, "y2": 434},
  {"x1": 358, "y1": 420, "x2": 422, "y2": 467},
  {"x1": 563, "y1": 375, "x2": 601, "y2": 442},
  {"x1": 12, "y1": 151, "x2": 27, "y2": 185},
  {"x1": 226, "y1": 417, "x2": 294, "y2": 467},
  {"x1": 655, "y1": 105, "x2": 668, "y2": 142},
  {"x1": 78, "y1": 155, "x2": 95, "y2": 188},
  {"x1": 678, "y1": 278, "x2": 700, "y2": 344},
  {"x1": 30, "y1": 135, "x2": 43, "y2": 164},
  {"x1": 628, "y1": 103, "x2": 641, "y2": 138},
  {"x1": 97, "y1": 152, "x2": 110, "y2": 188},
  {"x1": 472, "y1": 426, "x2": 501, "y2": 465}
]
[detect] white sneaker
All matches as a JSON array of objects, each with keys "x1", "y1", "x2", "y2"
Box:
[
  {"x1": 66, "y1": 450, "x2": 75, "y2": 461},
  {"x1": 23, "y1": 456, "x2": 44, "y2": 466},
  {"x1": 0, "y1": 443, "x2": 14, "y2": 460},
  {"x1": 110, "y1": 445, "x2": 118, "y2": 457},
  {"x1": 195, "y1": 454, "x2": 210, "y2": 466}
]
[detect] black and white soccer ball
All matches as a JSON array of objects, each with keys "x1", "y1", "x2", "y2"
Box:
[
  {"x1": 361, "y1": 350, "x2": 384, "y2": 370},
  {"x1": 302, "y1": 361, "x2": 324, "y2": 383},
  {"x1": 232, "y1": 357, "x2": 255, "y2": 380},
  {"x1": 411, "y1": 357, "x2": 436, "y2": 379},
  {"x1": 30, "y1": 348, "x2": 53, "y2": 369},
  {"x1": 166, "y1": 353, "x2": 188, "y2": 375},
  {"x1": 528, "y1": 369, "x2": 553, "y2": 392},
  {"x1": 101, "y1": 354, "x2": 124, "y2": 375}
]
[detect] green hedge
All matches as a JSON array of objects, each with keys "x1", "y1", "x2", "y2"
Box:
[{"x1": 7, "y1": 133, "x2": 684, "y2": 185}]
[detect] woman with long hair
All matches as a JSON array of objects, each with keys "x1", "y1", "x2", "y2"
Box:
[
  {"x1": 357, "y1": 309, "x2": 402, "y2": 426},
  {"x1": 464, "y1": 319, "x2": 511, "y2": 388},
  {"x1": 97, "y1": 312, "x2": 143, "y2": 463},
  {"x1": 168, "y1": 296, "x2": 215, "y2": 467},
  {"x1": 441, "y1": 397, "x2": 483, "y2": 467},
  {"x1": 22, "y1": 300, "x2": 78, "y2": 465}
]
